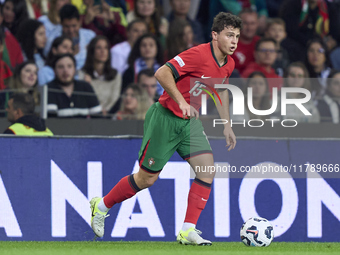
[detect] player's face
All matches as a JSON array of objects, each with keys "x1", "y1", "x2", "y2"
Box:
[
  {"x1": 214, "y1": 26, "x2": 240, "y2": 55},
  {"x1": 94, "y1": 39, "x2": 109, "y2": 63},
  {"x1": 128, "y1": 22, "x2": 148, "y2": 45},
  {"x1": 307, "y1": 42, "x2": 326, "y2": 68},
  {"x1": 329, "y1": 73, "x2": 340, "y2": 98},
  {"x1": 255, "y1": 42, "x2": 277, "y2": 66},
  {"x1": 266, "y1": 24, "x2": 286, "y2": 44},
  {"x1": 287, "y1": 66, "x2": 305, "y2": 88},
  {"x1": 123, "y1": 88, "x2": 138, "y2": 111},
  {"x1": 248, "y1": 75, "x2": 267, "y2": 99},
  {"x1": 139, "y1": 74, "x2": 157, "y2": 98},
  {"x1": 55, "y1": 57, "x2": 76, "y2": 84},
  {"x1": 20, "y1": 64, "x2": 38, "y2": 88},
  {"x1": 240, "y1": 13, "x2": 258, "y2": 40},
  {"x1": 35, "y1": 25, "x2": 47, "y2": 49},
  {"x1": 140, "y1": 37, "x2": 157, "y2": 60}
]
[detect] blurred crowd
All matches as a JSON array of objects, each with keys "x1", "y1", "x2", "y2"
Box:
[{"x1": 1, "y1": 0, "x2": 340, "y2": 125}]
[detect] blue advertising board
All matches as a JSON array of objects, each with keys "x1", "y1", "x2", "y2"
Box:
[{"x1": 0, "y1": 137, "x2": 339, "y2": 241}]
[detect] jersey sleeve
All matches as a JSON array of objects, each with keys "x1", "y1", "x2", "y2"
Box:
[{"x1": 166, "y1": 46, "x2": 202, "y2": 79}]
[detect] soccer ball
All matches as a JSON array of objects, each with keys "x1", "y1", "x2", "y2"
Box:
[{"x1": 240, "y1": 217, "x2": 274, "y2": 247}]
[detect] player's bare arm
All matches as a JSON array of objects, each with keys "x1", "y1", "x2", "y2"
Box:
[
  {"x1": 155, "y1": 65, "x2": 199, "y2": 119},
  {"x1": 214, "y1": 89, "x2": 236, "y2": 151}
]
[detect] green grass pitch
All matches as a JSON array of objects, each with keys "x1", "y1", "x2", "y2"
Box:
[{"x1": 0, "y1": 242, "x2": 339, "y2": 255}]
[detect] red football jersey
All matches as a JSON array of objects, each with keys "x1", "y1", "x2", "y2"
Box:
[{"x1": 159, "y1": 42, "x2": 235, "y2": 118}]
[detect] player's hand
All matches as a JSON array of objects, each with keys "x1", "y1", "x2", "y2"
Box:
[
  {"x1": 179, "y1": 102, "x2": 199, "y2": 120},
  {"x1": 223, "y1": 125, "x2": 236, "y2": 151}
]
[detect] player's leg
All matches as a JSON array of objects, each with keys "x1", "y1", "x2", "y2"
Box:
[
  {"x1": 90, "y1": 103, "x2": 181, "y2": 237},
  {"x1": 90, "y1": 168, "x2": 161, "y2": 237},
  {"x1": 176, "y1": 118, "x2": 215, "y2": 245}
]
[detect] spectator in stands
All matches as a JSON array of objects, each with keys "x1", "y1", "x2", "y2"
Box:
[
  {"x1": 2, "y1": 0, "x2": 29, "y2": 38},
  {"x1": 17, "y1": 19, "x2": 47, "y2": 70},
  {"x1": 232, "y1": 8, "x2": 260, "y2": 74},
  {"x1": 114, "y1": 83, "x2": 152, "y2": 120},
  {"x1": 38, "y1": 35, "x2": 73, "y2": 85},
  {"x1": 281, "y1": 62, "x2": 320, "y2": 123},
  {"x1": 25, "y1": 0, "x2": 49, "y2": 19},
  {"x1": 0, "y1": 27, "x2": 13, "y2": 90},
  {"x1": 330, "y1": 46, "x2": 340, "y2": 71},
  {"x1": 47, "y1": 54, "x2": 102, "y2": 118},
  {"x1": 80, "y1": 0, "x2": 127, "y2": 47},
  {"x1": 81, "y1": 36, "x2": 122, "y2": 116},
  {"x1": 230, "y1": 71, "x2": 271, "y2": 121},
  {"x1": 264, "y1": 18, "x2": 289, "y2": 77},
  {"x1": 280, "y1": 0, "x2": 340, "y2": 60},
  {"x1": 38, "y1": 0, "x2": 70, "y2": 39},
  {"x1": 166, "y1": 18, "x2": 195, "y2": 61},
  {"x1": 167, "y1": 0, "x2": 204, "y2": 43},
  {"x1": 204, "y1": 0, "x2": 268, "y2": 41},
  {"x1": 305, "y1": 37, "x2": 332, "y2": 97},
  {"x1": 44, "y1": 4, "x2": 96, "y2": 70},
  {"x1": 137, "y1": 68, "x2": 158, "y2": 103},
  {"x1": 242, "y1": 38, "x2": 282, "y2": 92},
  {"x1": 8, "y1": 61, "x2": 39, "y2": 106},
  {"x1": 4, "y1": 93, "x2": 53, "y2": 135},
  {"x1": 123, "y1": 33, "x2": 163, "y2": 94},
  {"x1": 317, "y1": 70, "x2": 340, "y2": 123},
  {"x1": 126, "y1": 0, "x2": 168, "y2": 46},
  {"x1": 110, "y1": 19, "x2": 147, "y2": 75},
  {"x1": 0, "y1": 5, "x2": 24, "y2": 70},
  {"x1": 266, "y1": 0, "x2": 284, "y2": 18}
]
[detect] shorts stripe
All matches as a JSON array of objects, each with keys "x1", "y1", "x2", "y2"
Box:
[
  {"x1": 182, "y1": 150, "x2": 213, "y2": 160},
  {"x1": 139, "y1": 139, "x2": 151, "y2": 167}
]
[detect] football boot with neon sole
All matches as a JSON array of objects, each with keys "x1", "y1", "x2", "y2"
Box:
[
  {"x1": 177, "y1": 227, "x2": 212, "y2": 246},
  {"x1": 90, "y1": 197, "x2": 109, "y2": 237}
]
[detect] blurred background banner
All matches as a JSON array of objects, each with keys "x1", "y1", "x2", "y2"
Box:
[{"x1": 0, "y1": 137, "x2": 339, "y2": 241}]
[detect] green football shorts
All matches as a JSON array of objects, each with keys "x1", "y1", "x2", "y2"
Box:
[{"x1": 138, "y1": 102, "x2": 212, "y2": 173}]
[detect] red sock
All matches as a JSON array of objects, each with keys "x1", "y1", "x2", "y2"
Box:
[
  {"x1": 103, "y1": 175, "x2": 141, "y2": 208},
  {"x1": 184, "y1": 178, "x2": 211, "y2": 225}
]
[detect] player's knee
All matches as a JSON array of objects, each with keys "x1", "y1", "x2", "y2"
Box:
[{"x1": 134, "y1": 170, "x2": 159, "y2": 189}]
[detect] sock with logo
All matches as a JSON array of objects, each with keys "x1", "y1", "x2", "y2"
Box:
[
  {"x1": 183, "y1": 178, "x2": 211, "y2": 227},
  {"x1": 103, "y1": 175, "x2": 141, "y2": 208}
]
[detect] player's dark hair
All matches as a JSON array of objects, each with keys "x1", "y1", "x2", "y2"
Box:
[
  {"x1": 59, "y1": 4, "x2": 80, "y2": 22},
  {"x1": 137, "y1": 68, "x2": 155, "y2": 83},
  {"x1": 127, "y1": 19, "x2": 148, "y2": 32},
  {"x1": 211, "y1": 12, "x2": 242, "y2": 33},
  {"x1": 255, "y1": 38, "x2": 277, "y2": 51},
  {"x1": 10, "y1": 93, "x2": 35, "y2": 115}
]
